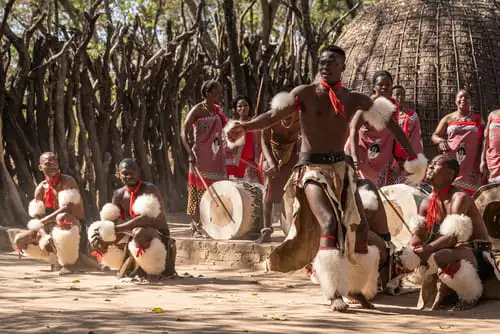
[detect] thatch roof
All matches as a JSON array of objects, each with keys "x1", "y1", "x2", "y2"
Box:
[{"x1": 337, "y1": 0, "x2": 500, "y2": 147}]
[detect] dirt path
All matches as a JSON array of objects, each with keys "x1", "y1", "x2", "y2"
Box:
[{"x1": 1, "y1": 252, "x2": 499, "y2": 333}]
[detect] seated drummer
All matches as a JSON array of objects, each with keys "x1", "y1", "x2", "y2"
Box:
[
  {"x1": 88, "y1": 159, "x2": 176, "y2": 279},
  {"x1": 14, "y1": 152, "x2": 84, "y2": 275},
  {"x1": 400, "y1": 155, "x2": 497, "y2": 310}
]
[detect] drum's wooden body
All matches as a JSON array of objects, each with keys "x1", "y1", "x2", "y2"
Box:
[
  {"x1": 379, "y1": 184, "x2": 429, "y2": 248},
  {"x1": 473, "y1": 183, "x2": 500, "y2": 238},
  {"x1": 200, "y1": 180, "x2": 263, "y2": 240}
]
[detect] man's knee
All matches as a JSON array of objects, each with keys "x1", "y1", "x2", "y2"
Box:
[{"x1": 434, "y1": 249, "x2": 452, "y2": 268}]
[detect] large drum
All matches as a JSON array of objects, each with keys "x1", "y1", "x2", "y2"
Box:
[
  {"x1": 199, "y1": 180, "x2": 263, "y2": 240},
  {"x1": 379, "y1": 184, "x2": 429, "y2": 248},
  {"x1": 473, "y1": 183, "x2": 500, "y2": 238}
]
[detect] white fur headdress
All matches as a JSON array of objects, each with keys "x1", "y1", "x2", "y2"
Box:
[
  {"x1": 362, "y1": 97, "x2": 395, "y2": 130},
  {"x1": 223, "y1": 120, "x2": 246, "y2": 149},
  {"x1": 58, "y1": 188, "x2": 82, "y2": 207},
  {"x1": 28, "y1": 200, "x2": 45, "y2": 218},
  {"x1": 439, "y1": 214, "x2": 473, "y2": 242},
  {"x1": 404, "y1": 154, "x2": 428, "y2": 185},
  {"x1": 100, "y1": 203, "x2": 122, "y2": 221},
  {"x1": 132, "y1": 194, "x2": 162, "y2": 218},
  {"x1": 358, "y1": 187, "x2": 379, "y2": 211}
]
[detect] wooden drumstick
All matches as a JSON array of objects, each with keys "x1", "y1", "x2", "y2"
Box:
[{"x1": 193, "y1": 166, "x2": 235, "y2": 223}]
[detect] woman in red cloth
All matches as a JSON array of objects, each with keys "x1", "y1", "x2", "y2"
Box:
[
  {"x1": 348, "y1": 71, "x2": 414, "y2": 186},
  {"x1": 225, "y1": 95, "x2": 263, "y2": 184},
  {"x1": 481, "y1": 109, "x2": 500, "y2": 184},
  {"x1": 181, "y1": 80, "x2": 228, "y2": 236},
  {"x1": 431, "y1": 89, "x2": 485, "y2": 195},
  {"x1": 390, "y1": 84, "x2": 424, "y2": 182}
]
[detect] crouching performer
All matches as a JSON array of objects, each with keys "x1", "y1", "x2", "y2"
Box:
[
  {"x1": 396, "y1": 155, "x2": 500, "y2": 310},
  {"x1": 226, "y1": 45, "x2": 426, "y2": 312},
  {"x1": 356, "y1": 177, "x2": 393, "y2": 288},
  {"x1": 14, "y1": 152, "x2": 84, "y2": 275},
  {"x1": 88, "y1": 159, "x2": 176, "y2": 279}
]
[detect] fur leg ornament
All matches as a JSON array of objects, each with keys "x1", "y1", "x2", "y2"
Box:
[
  {"x1": 312, "y1": 249, "x2": 348, "y2": 300},
  {"x1": 348, "y1": 245, "x2": 380, "y2": 299},
  {"x1": 128, "y1": 238, "x2": 167, "y2": 275},
  {"x1": 439, "y1": 260, "x2": 483, "y2": 303},
  {"x1": 52, "y1": 225, "x2": 80, "y2": 266}
]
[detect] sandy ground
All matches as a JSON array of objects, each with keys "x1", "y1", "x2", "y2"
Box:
[{"x1": 1, "y1": 252, "x2": 500, "y2": 334}]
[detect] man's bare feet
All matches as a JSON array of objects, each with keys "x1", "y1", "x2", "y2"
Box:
[
  {"x1": 255, "y1": 229, "x2": 272, "y2": 244},
  {"x1": 348, "y1": 292, "x2": 375, "y2": 309},
  {"x1": 452, "y1": 299, "x2": 478, "y2": 311},
  {"x1": 51, "y1": 263, "x2": 62, "y2": 272},
  {"x1": 331, "y1": 293, "x2": 349, "y2": 312},
  {"x1": 59, "y1": 266, "x2": 74, "y2": 275}
]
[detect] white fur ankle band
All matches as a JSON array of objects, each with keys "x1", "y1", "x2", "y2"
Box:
[
  {"x1": 312, "y1": 248, "x2": 348, "y2": 300},
  {"x1": 362, "y1": 97, "x2": 395, "y2": 130},
  {"x1": 439, "y1": 214, "x2": 473, "y2": 242},
  {"x1": 439, "y1": 260, "x2": 482, "y2": 302},
  {"x1": 348, "y1": 245, "x2": 380, "y2": 299}
]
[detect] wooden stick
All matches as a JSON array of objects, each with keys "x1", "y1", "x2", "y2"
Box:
[
  {"x1": 254, "y1": 77, "x2": 265, "y2": 115},
  {"x1": 193, "y1": 166, "x2": 235, "y2": 223}
]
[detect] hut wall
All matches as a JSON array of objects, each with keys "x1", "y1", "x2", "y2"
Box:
[{"x1": 337, "y1": 0, "x2": 500, "y2": 156}]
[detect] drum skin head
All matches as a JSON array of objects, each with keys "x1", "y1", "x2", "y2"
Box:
[
  {"x1": 200, "y1": 180, "x2": 262, "y2": 240},
  {"x1": 473, "y1": 184, "x2": 500, "y2": 238},
  {"x1": 379, "y1": 184, "x2": 428, "y2": 249}
]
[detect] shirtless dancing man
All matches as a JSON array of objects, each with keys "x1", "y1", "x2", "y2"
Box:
[
  {"x1": 257, "y1": 108, "x2": 300, "y2": 243},
  {"x1": 398, "y1": 155, "x2": 498, "y2": 310},
  {"x1": 14, "y1": 152, "x2": 84, "y2": 275},
  {"x1": 226, "y1": 45, "x2": 426, "y2": 312},
  {"x1": 88, "y1": 159, "x2": 176, "y2": 279}
]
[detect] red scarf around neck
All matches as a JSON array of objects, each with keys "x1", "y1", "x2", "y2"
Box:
[
  {"x1": 425, "y1": 185, "x2": 452, "y2": 230},
  {"x1": 44, "y1": 172, "x2": 61, "y2": 209},
  {"x1": 319, "y1": 80, "x2": 346, "y2": 118},
  {"x1": 127, "y1": 180, "x2": 143, "y2": 218}
]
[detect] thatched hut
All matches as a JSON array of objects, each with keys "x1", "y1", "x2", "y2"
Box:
[{"x1": 337, "y1": 0, "x2": 500, "y2": 154}]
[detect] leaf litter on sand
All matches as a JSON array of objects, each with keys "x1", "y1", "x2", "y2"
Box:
[{"x1": 152, "y1": 307, "x2": 164, "y2": 313}]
